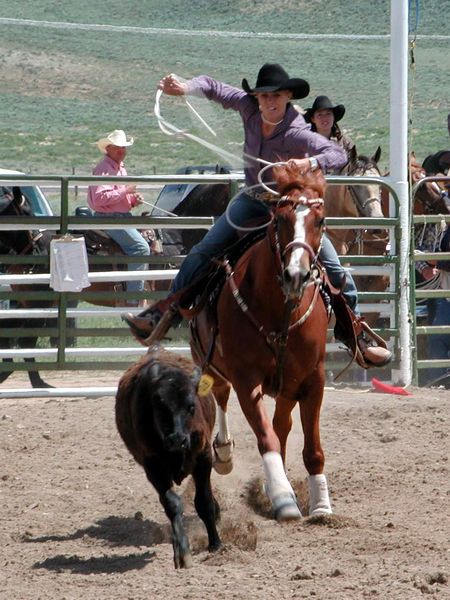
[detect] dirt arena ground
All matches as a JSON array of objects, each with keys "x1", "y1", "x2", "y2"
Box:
[{"x1": 0, "y1": 371, "x2": 448, "y2": 600}]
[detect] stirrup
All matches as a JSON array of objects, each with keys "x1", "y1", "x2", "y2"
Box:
[{"x1": 354, "y1": 322, "x2": 392, "y2": 369}]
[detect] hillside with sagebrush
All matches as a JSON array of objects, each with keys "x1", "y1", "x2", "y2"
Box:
[{"x1": 0, "y1": 0, "x2": 448, "y2": 175}]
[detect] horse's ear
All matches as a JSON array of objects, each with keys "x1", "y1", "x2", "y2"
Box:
[{"x1": 372, "y1": 146, "x2": 382, "y2": 164}]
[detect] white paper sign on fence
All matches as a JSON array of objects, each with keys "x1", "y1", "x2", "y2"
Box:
[{"x1": 50, "y1": 236, "x2": 90, "y2": 292}]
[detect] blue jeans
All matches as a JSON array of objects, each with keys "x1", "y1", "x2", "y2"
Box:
[
  {"x1": 171, "y1": 192, "x2": 359, "y2": 313},
  {"x1": 426, "y1": 298, "x2": 450, "y2": 385},
  {"x1": 95, "y1": 211, "x2": 150, "y2": 294}
]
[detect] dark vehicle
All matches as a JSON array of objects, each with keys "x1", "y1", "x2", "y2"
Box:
[{"x1": 150, "y1": 165, "x2": 241, "y2": 256}]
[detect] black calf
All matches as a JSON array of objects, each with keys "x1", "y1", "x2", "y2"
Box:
[{"x1": 115, "y1": 346, "x2": 221, "y2": 568}]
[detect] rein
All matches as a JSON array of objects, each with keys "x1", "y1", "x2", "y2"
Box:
[
  {"x1": 224, "y1": 260, "x2": 323, "y2": 344},
  {"x1": 224, "y1": 195, "x2": 325, "y2": 394},
  {"x1": 19, "y1": 231, "x2": 44, "y2": 257},
  {"x1": 341, "y1": 160, "x2": 381, "y2": 212}
]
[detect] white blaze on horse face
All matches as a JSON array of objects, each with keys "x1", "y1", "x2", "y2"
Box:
[{"x1": 287, "y1": 206, "x2": 310, "y2": 276}]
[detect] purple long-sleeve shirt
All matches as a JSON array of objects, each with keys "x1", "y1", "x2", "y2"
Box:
[
  {"x1": 87, "y1": 155, "x2": 137, "y2": 213},
  {"x1": 186, "y1": 75, "x2": 347, "y2": 186}
]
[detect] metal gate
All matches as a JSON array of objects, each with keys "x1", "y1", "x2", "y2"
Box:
[{"x1": 0, "y1": 172, "x2": 401, "y2": 397}]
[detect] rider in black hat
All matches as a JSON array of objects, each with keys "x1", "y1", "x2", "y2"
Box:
[
  {"x1": 124, "y1": 64, "x2": 392, "y2": 368},
  {"x1": 304, "y1": 95, "x2": 355, "y2": 164}
]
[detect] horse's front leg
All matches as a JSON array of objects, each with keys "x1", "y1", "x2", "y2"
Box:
[
  {"x1": 273, "y1": 396, "x2": 297, "y2": 464},
  {"x1": 298, "y1": 373, "x2": 332, "y2": 516},
  {"x1": 212, "y1": 380, "x2": 234, "y2": 475},
  {"x1": 235, "y1": 382, "x2": 301, "y2": 522}
]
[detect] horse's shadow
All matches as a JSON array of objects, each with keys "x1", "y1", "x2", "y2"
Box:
[{"x1": 24, "y1": 515, "x2": 169, "y2": 574}]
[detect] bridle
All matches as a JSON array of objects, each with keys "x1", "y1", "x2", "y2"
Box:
[
  {"x1": 271, "y1": 195, "x2": 324, "y2": 290},
  {"x1": 340, "y1": 159, "x2": 382, "y2": 214},
  {"x1": 330, "y1": 160, "x2": 387, "y2": 254},
  {"x1": 0, "y1": 191, "x2": 44, "y2": 261}
]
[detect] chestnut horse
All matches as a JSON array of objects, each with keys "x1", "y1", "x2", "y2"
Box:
[
  {"x1": 325, "y1": 146, "x2": 385, "y2": 256},
  {"x1": 189, "y1": 165, "x2": 331, "y2": 521},
  {"x1": 381, "y1": 153, "x2": 448, "y2": 219},
  {"x1": 325, "y1": 146, "x2": 388, "y2": 328}
]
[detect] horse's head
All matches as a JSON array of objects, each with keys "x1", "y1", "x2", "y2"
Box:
[
  {"x1": 343, "y1": 146, "x2": 384, "y2": 218},
  {"x1": 0, "y1": 186, "x2": 35, "y2": 254},
  {"x1": 410, "y1": 154, "x2": 450, "y2": 215},
  {"x1": 272, "y1": 165, "x2": 326, "y2": 299}
]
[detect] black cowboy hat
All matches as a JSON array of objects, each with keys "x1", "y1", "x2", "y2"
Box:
[
  {"x1": 242, "y1": 63, "x2": 309, "y2": 100},
  {"x1": 304, "y1": 95, "x2": 346, "y2": 123}
]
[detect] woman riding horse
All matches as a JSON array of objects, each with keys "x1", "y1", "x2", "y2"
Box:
[
  {"x1": 124, "y1": 63, "x2": 391, "y2": 367},
  {"x1": 189, "y1": 164, "x2": 331, "y2": 520}
]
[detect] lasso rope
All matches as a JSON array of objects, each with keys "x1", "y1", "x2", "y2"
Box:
[{"x1": 153, "y1": 88, "x2": 273, "y2": 169}]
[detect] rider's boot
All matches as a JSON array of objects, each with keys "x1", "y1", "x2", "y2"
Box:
[
  {"x1": 122, "y1": 296, "x2": 181, "y2": 345},
  {"x1": 335, "y1": 313, "x2": 393, "y2": 369}
]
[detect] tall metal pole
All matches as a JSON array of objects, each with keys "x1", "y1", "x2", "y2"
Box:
[{"x1": 389, "y1": 0, "x2": 411, "y2": 385}]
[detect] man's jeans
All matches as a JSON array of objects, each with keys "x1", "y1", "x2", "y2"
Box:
[
  {"x1": 170, "y1": 192, "x2": 359, "y2": 313},
  {"x1": 95, "y1": 211, "x2": 150, "y2": 294}
]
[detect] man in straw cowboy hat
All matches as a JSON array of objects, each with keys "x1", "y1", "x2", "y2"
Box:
[
  {"x1": 88, "y1": 129, "x2": 150, "y2": 305},
  {"x1": 124, "y1": 63, "x2": 392, "y2": 367}
]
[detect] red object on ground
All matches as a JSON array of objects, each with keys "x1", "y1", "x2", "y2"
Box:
[{"x1": 371, "y1": 377, "x2": 413, "y2": 396}]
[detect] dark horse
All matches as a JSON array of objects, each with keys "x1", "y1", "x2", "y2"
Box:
[
  {"x1": 0, "y1": 188, "x2": 148, "y2": 387},
  {"x1": 188, "y1": 165, "x2": 331, "y2": 521}
]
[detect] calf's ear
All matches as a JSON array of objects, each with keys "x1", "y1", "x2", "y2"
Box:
[
  {"x1": 148, "y1": 361, "x2": 161, "y2": 380},
  {"x1": 190, "y1": 367, "x2": 202, "y2": 388}
]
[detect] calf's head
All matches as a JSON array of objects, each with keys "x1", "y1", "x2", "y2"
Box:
[{"x1": 145, "y1": 361, "x2": 202, "y2": 453}]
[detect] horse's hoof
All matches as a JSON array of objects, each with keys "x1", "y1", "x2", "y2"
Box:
[
  {"x1": 273, "y1": 493, "x2": 302, "y2": 522},
  {"x1": 212, "y1": 437, "x2": 234, "y2": 475},
  {"x1": 309, "y1": 507, "x2": 333, "y2": 517}
]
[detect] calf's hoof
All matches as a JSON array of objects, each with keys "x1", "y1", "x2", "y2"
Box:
[{"x1": 174, "y1": 550, "x2": 194, "y2": 569}]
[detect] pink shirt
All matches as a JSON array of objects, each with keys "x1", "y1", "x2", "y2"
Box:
[{"x1": 87, "y1": 155, "x2": 137, "y2": 213}]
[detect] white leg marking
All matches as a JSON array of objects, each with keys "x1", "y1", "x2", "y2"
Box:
[
  {"x1": 212, "y1": 406, "x2": 234, "y2": 474},
  {"x1": 216, "y1": 405, "x2": 231, "y2": 445},
  {"x1": 308, "y1": 474, "x2": 332, "y2": 516},
  {"x1": 262, "y1": 451, "x2": 302, "y2": 520}
]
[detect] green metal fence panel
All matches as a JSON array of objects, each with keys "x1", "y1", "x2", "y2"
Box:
[
  {"x1": 410, "y1": 175, "x2": 450, "y2": 386},
  {"x1": 0, "y1": 172, "x2": 402, "y2": 395}
]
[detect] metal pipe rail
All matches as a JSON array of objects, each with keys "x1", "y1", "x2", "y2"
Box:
[
  {"x1": 0, "y1": 171, "x2": 402, "y2": 396},
  {"x1": 410, "y1": 175, "x2": 450, "y2": 385}
]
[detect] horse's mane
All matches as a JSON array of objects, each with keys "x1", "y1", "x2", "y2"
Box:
[{"x1": 273, "y1": 164, "x2": 326, "y2": 199}]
